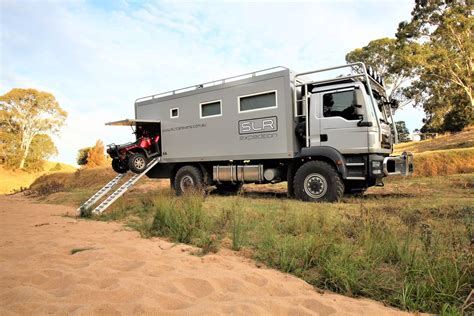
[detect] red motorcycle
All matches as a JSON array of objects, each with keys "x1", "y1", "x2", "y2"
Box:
[{"x1": 107, "y1": 129, "x2": 160, "y2": 174}]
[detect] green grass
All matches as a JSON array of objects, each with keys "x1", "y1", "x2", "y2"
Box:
[{"x1": 31, "y1": 171, "x2": 473, "y2": 314}]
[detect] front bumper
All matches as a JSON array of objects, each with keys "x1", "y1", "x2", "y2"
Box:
[
  {"x1": 106, "y1": 144, "x2": 120, "y2": 159},
  {"x1": 383, "y1": 152, "x2": 414, "y2": 176}
]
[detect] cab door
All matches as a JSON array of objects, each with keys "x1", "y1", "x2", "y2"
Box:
[{"x1": 309, "y1": 84, "x2": 369, "y2": 154}]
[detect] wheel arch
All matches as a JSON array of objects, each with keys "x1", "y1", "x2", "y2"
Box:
[
  {"x1": 170, "y1": 162, "x2": 209, "y2": 185},
  {"x1": 297, "y1": 146, "x2": 348, "y2": 179}
]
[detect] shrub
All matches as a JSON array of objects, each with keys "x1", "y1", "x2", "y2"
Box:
[{"x1": 150, "y1": 194, "x2": 207, "y2": 243}]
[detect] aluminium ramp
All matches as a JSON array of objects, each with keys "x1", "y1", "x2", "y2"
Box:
[
  {"x1": 77, "y1": 157, "x2": 161, "y2": 216},
  {"x1": 76, "y1": 173, "x2": 126, "y2": 214},
  {"x1": 91, "y1": 157, "x2": 161, "y2": 214}
]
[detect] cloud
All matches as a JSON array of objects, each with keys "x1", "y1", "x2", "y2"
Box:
[{"x1": 1, "y1": 0, "x2": 414, "y2": 165}]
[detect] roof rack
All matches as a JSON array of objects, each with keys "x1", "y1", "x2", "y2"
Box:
[{"x1": 135, "y1": 66, "x2": 288, "y2": 103}]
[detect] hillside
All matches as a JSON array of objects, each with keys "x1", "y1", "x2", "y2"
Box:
[
  {"x1": 0, "y1": 161, "x2": 76, "y2": 195},
  {"x1": 393, "y1": 127, "x2": 474, "y2": 177},
  {"x1": 394, "y1": 127, "x2": 474, "y2": 154}
]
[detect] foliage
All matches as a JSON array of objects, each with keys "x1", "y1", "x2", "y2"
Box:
[
  {"x1": 395, "y1": 121, "x2": 410, "y2": 142},
  {"x1": 83, "y1": 140, "x2": 107, "y2": 168},
  {"x1": 346, "y1": 1, "x2": 473, "y2": 132},
  {"x1": 345, "y1": 38, "x2": 420, "y2": 106},
  {"x1": 397, "y1": 0, "x2": 473, "y2": 132},
  {"x1": 0, "y1": 88, "x2": 67, "y2": 169},
  {"x1": 50, "y1": 162, "x2": 62, "y2": 171},
  {"x1": 1, "y1": 133, "x2": 57, "y2": 171},
  {"x1": 25, "y1": 134, "x2": 58, "y2": 171},
  {"x1": 77, "y1": 147, "x2": 92, "y2": 166}
]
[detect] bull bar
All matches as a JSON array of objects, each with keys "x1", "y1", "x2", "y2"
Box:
[{"x1": 383, "y1": 152, "x2": 414, "y2": 176}]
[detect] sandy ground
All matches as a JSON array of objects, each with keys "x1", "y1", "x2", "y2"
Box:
[{"x1": 0, "y1": 195, "x2": 414, "y2": 315}]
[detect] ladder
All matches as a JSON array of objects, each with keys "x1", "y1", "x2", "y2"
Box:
[{"x1": 77, "y1": 157, "x2": 161, "y2": 216}]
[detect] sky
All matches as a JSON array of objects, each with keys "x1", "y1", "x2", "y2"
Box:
[{"x1": 1, "y1": 0, "x2": 425, "y2": 166}]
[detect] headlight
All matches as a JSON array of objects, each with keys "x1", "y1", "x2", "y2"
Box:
[
  {"x1": 372, "y1": 161, "x2": 382, "y2": 175},
  {"x1": 372, "y1": 161, "x2": 382, "y2": 168}
]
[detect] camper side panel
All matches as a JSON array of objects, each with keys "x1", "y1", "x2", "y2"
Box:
[{"x1": 135, "y1": 73, "x2": 295, "y2": 163}]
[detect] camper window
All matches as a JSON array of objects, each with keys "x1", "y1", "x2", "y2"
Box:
[
  {"x1": 200, "y1": 100, "x2": 222, "y2": 118},
  {"x1": 170, "y1": 108, "x2": 179, "y2": 118},
  {"x1": 238, "y1": 90, "x2": 277, "y2": 113}
]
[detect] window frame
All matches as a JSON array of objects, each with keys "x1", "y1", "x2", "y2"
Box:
[
  {"x1": 170, "y1": 107, "x2": 179, "y2": 119},
  {"x1": 238, "y1": 90, "x2": 278, "y2": 114},
  {"x1": 199, "y1": 99, "x2": 222, "y2": 119},
  {"x1": 320, "y1": 88, "x2": 360, "y2": 121}
]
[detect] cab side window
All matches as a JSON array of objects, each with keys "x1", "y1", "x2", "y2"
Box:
[{"x1": 322, "y1": 90, "x2": 360, "y2": 121}]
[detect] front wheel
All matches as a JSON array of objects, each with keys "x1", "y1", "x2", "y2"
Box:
[
  {"x1": 128, "y1": 153, "x2": 148, "y2": 174},
  {"x1": 293, "y1": 161, "x2": 344, "y2": 202},
  {"x1": 112, "y1": 159, "x2": 129, "y2": 174}
]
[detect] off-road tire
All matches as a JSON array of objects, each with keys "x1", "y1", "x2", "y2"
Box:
[
  {"x1": 112, "y1": 159, "x2": 129, "y2": 174},
  {"x1": 293, "y1": 160, "x2": 344, "y2": 202},
  {"x1": 215, "y1": 183, "x2": 243, "y2": 195},
  {"x1": 173, "y1": 165, "x2": 204, "y2": 196},
  {"x1": 128, "y1": 153, "x2": 148, "y2": 174}
]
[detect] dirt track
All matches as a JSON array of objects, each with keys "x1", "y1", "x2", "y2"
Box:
[{"x1": 0, "y1": 195, "x2": 412, "y2": 315}]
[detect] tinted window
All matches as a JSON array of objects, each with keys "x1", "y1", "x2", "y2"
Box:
[
  {"x1": 201, "y1": 101, "x2": 221, "y2": 117},
  {"x1": 323, "y1": 90, "x2": 359, "y2": 120},
  {"x1": 239, "y1": 91, "x2": 276, "y2": 112}
]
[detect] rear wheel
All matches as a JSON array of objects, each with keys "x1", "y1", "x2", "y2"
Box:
[
  {"x1": 173, "y1": 165, "x2": 204, "y2": 196},
  {"x1": 112, "y1": 159, "x2": 129, "y2": 174},
  {"x1": 294, "y1": 160, "x2": 344, "y2": 202},
  {"x1": 128, "y1": 153, "x2": 148, "y2": 174}
]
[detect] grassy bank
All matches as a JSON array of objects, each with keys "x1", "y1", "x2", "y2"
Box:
[
  {"x1": 0, "y1": 162, "x2": 76, "y2": 194},
  {"x1": 35, "y1": 173, "x2": 472, "y2": 315},
  {"x1": 413, "y1": 148, "x2": 474, "y2": 177},
  {"x1": 394, "y1": 127, "x2": 474, "y2": 155}
]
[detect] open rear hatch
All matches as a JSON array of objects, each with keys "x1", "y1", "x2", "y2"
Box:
[{"x1": 106, "y1": 119, "x2": 161, "y2": 126}]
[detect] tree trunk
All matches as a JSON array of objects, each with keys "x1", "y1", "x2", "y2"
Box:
[{"x1": 18, "y1": 136, "x2": 33, "y2": 169}]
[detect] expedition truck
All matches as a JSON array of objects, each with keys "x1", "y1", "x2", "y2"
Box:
[{"x1": 107, "y1": 63, "x2": 414, "y2": 202}]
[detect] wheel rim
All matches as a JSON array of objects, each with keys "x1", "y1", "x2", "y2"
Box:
[
  {"x1": 180, "y1": 175, "x2": 194, "y2": 192},
  {"x1": 134, "y1": 157, "x2": 146, "y2": 170},
  {"x1": 303, "y1": 173, "x2": 327, "y2": 199}
]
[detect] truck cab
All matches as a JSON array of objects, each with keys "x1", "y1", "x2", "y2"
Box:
[{"x1": 293, "y1": 63, "x2": 413, "y2": 196}]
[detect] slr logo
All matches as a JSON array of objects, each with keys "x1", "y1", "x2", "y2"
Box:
[{"x1": 238, "y1": 116, "x2": 278, "y2": 135}]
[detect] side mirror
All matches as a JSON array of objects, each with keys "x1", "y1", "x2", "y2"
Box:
[{"x1": 385, "y1": 99, "x2": 399, "y2": 109}]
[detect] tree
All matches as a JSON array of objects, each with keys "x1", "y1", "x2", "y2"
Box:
[
  {"x1": 345, "y1": 38, "x2": 421, "y2": 106},
  {"x1": 395, "y1": 121, "x2": 411, "y2": 142},
  {"x1": 397, "y1": 0, "x2": 473, "y2": 131},
  {"x1": 77, "y1": 147, "x2": 92, "y2": 166},
  {"x1": 0, "y1": 88, "x2": 67, "y2": 169},
  {"x1": 25, "y1": 134, "x2": 58, "y2": 171},
  {"x1": 85, "y1": 140, "x2": 107, "y2": 168}
]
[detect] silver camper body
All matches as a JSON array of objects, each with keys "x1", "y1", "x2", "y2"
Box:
[{"x1": 134, "y1": 68, "x2": 297, "y2": 163}]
